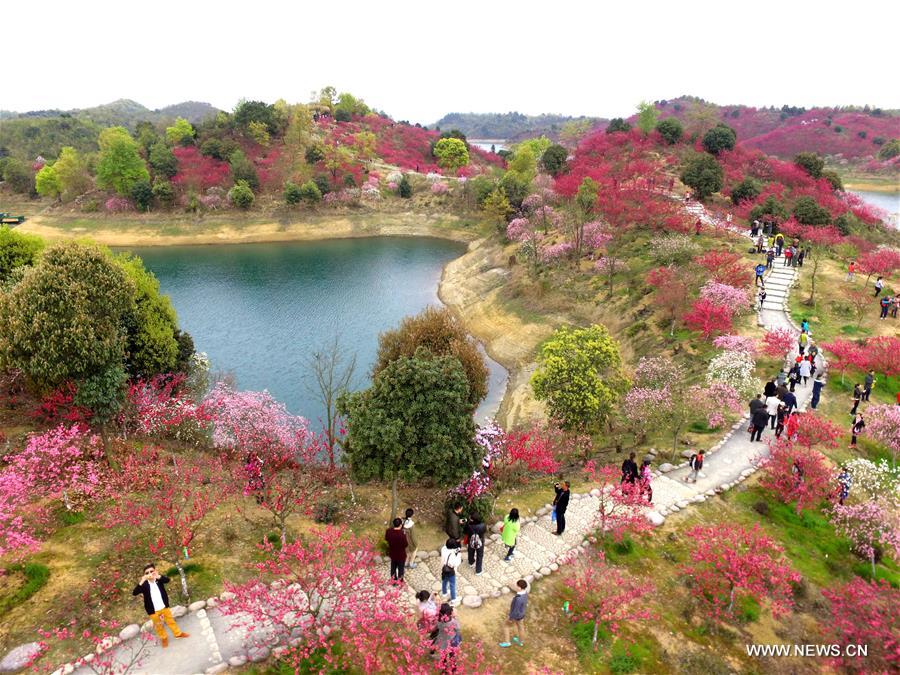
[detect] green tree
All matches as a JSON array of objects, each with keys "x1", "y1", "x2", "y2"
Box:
[
  {"x1": 794, "y1": 152, "x2": 824, "y2": 179},
  {"x1": 283, "y1": 181, "x2": 303, "y2": 205},
  {"x1": 433, "y1": 137, "x2": 469, "y2": 175},
  {"x1": 0, "y1": 158, "x2": 34, "y2": 194},
  {"x1": 305, "y1": 145, "x2": 325, "y2": 165},
  {"x1": 374, "y1": 306, "x2": 488, "y2": 410},
  {"x1": 96, "y1": 126, "x2": 150, "y2": 196},
  {"x1": 165, "y1": 118, "x2": 195, "y2": 146},
  {"x1": 134, "y1": 121, "x2": 160, "y2": 157},
  {"x1": 877, "y1": 139, "x2": 900, "y2": 160},
  {"x1": 0, "y1": 242, "x2": 134, "y2": 389},
  {"x1": 35, "y1": 164, "x2": 62, "y2": 201},
  {"x1": 531, "y1": 325, "x2": 627, "y2": 432},
  {"x1": 730, "y1": 177, "x2": 761, "y2": 205},
  {"x1": 482, "y1": 188, "x2": 512, "y2": 231},
  {"x1": 507, "y1": 145, "x2": 537, "y2": 182},
  {"x1": 398, "y1": 174, "x2": 412, "y2": 198},
  {"x1": 72, "y1": 364, "x2": 127, "y2": 424},
  {"x1": 749, "y1": 196, "x2": 789, "y2": 224},
  {"x1": 298, "y1": 180, "x2": 322, "y2": 204},
  {"x1": 821, "y1": 170, "x2": 843, "y2": 191},
  {"x1": 233, "y1": 100, "x2": 279, "y2": 135},
  {"x1": 656, "y1": 117, "x2": 684, "y2": 145},
  {"x1": 499, "y1": 172, "x2": 529, "y2": 209},
  {"x1": 247, "y1": 121, "x2": 270, "y2": 147},
  {"x1": 680, "y1": 153, "x2": 724, "y2": 200},
  {"x1": 130, "y1": 179, "x2": 153, "y2": 212},
  {"x1": 0, "y1": 226, "x2": 44, "y2": 285},
  {"x1": 541, "y1": 144, "x2": 568, "y2": 176},
  {"x1": 229, "y1": 150, "x2": 259, "y2": 190},
  {"x1": 151, "y1": 179, "x2": 175, "y2": 207},
  {"x1": 53, "y1": 147, "x2": 92, "y2": 200},
  {"x1": 116, "y1": 253, "x2": 180, "y2": 377},
  {"x1": 606, "y1": 118, "x2": 632, "y2": 134},
  {"x1": 337, "y1": 348, "x2": 479, "y2": 518},
  {"x1": 701, "y1": 124, "x2": 737, "y2": 155},
  {"x1": 228, "y1": 180, "x2": 254, "y2": 209},
  {"x1": 792, "y1": 196, "x2": 831, "y2": 226},
  {"x1": 636, "y1": 100, "x2": 659, "y2": 134},
  {"x1": 149, "y1": 141, "x2": 178, "y2": 179}
]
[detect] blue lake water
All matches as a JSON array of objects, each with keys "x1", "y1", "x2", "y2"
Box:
[{"x1": 126, "y1": 237, "x2": 506, "y2": 424}]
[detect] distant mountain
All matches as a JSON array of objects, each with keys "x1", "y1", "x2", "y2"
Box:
[
  {"x1": 434, "y1": 112, "x2": 602, "y2": 140},
  {"x1": 0, "y1": 99, "x2": 220, "y2": 129}
]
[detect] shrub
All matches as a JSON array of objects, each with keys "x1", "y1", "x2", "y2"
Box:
[
  {"x1": 228, "y1": 180, "x2": 254, "y2": 209},
  {"x1": 130, "y1": 179, "x2": 153, "y2": 212},
  {"x1": 283, "y1": 181, "x2": 303, "y2": 205},
  {"x1": 730, "y1": 177, "x2": 761, "y2": 205},
  {"x1": 298, "y1": 180, "x2": 322, "y2": 204},
  {"x1": 398, "y1": 174, "x2": 412, "y2": 198},
  {"x1": 794, "y1": 152, "x2": 824, "y2": 179},
  {"x1": 313, "y1": 501, "x2": 341, "y2": 524},
  {"x1": 701, "y1": 124, "x2": 737, "y2": 155},
  {"x1": 792, "y1": 196, "x2": 831, "y2": 225},
  {"x1": 312, "y1": 174, "x2": 331, "y2": 195},
  {"x1": 541, "y1": 144, "x2": 569, "y2": 175},
  {"x1": 680, "y1": 153, "x2": 723, "y2": 200},
  {"x1": 305, "y1": 145, "x2": 325, "y2": 164},
  {"x1": 151, "y1": 179, "x2": 175, "y2": 207},
  {"x1": 656, "y1": 117, "x2": 684, "y2": 145},
  {"x1": 606, "y1": 118, "x2": 631, "y2": 134}
]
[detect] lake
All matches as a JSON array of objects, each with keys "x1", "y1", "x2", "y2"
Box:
[
  {"x1": 850, "y1": 189, "x2": 899, "y2": 228},
  {"x1": 469, "y1": 139, "x2": 508, "y2": 153},
  {"x1": 127, "y1": 237, "x2": 507, "y2": 425}
]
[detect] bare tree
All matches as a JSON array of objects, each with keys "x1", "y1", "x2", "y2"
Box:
[{"x1": 305, "y1": 336, "x2": 357, "y2": 469}]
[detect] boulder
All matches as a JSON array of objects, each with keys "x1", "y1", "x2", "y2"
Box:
[
  {"x1": 540, "y1": 566, "x2": 552, "y2": 575},
  {"x1": 500, "y1": 586, "x2": 510, "y2": 594},
  {"x1": 206, "y1": 664, "x2": 229, "y2": 674},
  {"x1": 1, "y1": 643, "x2": 43, "y2": 672},
  {"x1": 676, "y1": 500, "x2": 690, "y2": 509},
  {"x1": 118, "y1": 624, "x2": 140, "y2": 641},
  {"x1": 219, "y1": 591, "x2": 236, "y2": 602},
  {"x1": 196, "y1": 609, "x2": 207, "y2": 619},
  {"x1": 248, "y1": 646, "x2": 270, "y2": 663},
  {"x1": 549, "y1": 563, "x2": 559, "y2": 572},
  {"x1": 462, "y1": 595, "x2": 483, "y2": 608},
  {"x1": 525, "y1": 574, "x2": 535, "y2": 585},
  {"x1": 227, "y1": 656, "x2": 248, "y2": 668},
  {"x1": 694, "y1": 495, "x2": 707, "y2": 503},
  {"x1": 646, "y1": 511, "x2": 665, "y2": 526},
  {"x1": 491, "y1": 589, "x2": 502, "y2": 598},
  {"x1": 171, "y1": 605, "x2": 187, "y2": 618},
  {"x1": 659, "y1": 463, "x2": 674, "y2": 473},
  {"x1": 589, "y1": 488, "x2": 601, "y2": 497},
  {"x1": 206, "y1": 597, "x2": 219, "y2": 608},
  {"x1": 681, "y1": 450, "x2": 694, "y2": 459},
  {"x1": 536, "y1": 507, "x2": 548, "y2": 517},
  {"x1": 669, "y1": 504, "x2": 680, "y2": 512},
  {"x1": 648, "y1": 447, "x2": 658, "y2": 456},
  {"x1": 188, "y1": 600, "x2": 207, "y2": 612},
  {"x1": 141, "y1": 620, "x2": 154, "y2": 633},
  {"x1": 95, "y1": 637, "x2": 120, "y2": 653}
]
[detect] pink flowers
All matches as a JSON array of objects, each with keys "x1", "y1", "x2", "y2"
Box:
[
  {"x1": 506, "y1": 217, "x2": 533, "y2": 243},
  {"x1": 760, "y1": 327, "x2": 795, "y2": 358},
  {"x1": 865, "y1": 404, "x2": 900, "y2": 467},
  {"x1": 104, "y1": 196, "x2": 132, "y2": 213},
  {"x1": 830, "y1": 499, "x2": 900, "y2": 577},
  {"x1": 539, "y1": 241, "x2": 575, "y2": 263},
  {"x1": 699, "y1": 280, "x2": 752, "y2": 315},
  {"x1": 712, "y1": 334, "x2": 757, "y2": 354},
  {"x1": 430, "y1": 181, "x2": 449, "y2": 195}
]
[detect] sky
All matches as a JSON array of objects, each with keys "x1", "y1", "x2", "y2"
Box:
[{"x1": 4, "y1": 0, "x2": 898, "y2": 124}]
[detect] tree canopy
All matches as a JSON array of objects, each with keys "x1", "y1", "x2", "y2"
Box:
[
  {"x1": 95, "y1": 126, "x2": 150, "y2": 196},
  {"x1": 680, "y1": 153, "x2": 724, "y2": 200}
]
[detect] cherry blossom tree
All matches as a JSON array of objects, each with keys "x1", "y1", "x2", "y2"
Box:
[
  {"x1": 865, "y1": 404, "x2": 900, "y2": 469},
  {"x1": 0, "y1": 469, "x2": 40, "y2": 560},
  {"x1": 699, "y1": 281, "x2": 752, "y2": 316},
  {"x1": 820, "y1": 339, "x2": 866, "y2": 383},
  {"x1": 108, "y1": 448, "x2": 233, "y2": 600},
  {"x1": 857, "y1": 247, "x2": 900, "y2": 289},
  {"x1": 787, "y1": 412, "x2": 842, "y2": 451},
  {"x1": 830, "y1": 499, "x2": 900, "y2": 577},
  {"x1": 118, "y1": 374, "x2": 210, "y2": 441},
  {"x1": 582, "y1": 463, "x2": 652, "y2": 541},
  {"x1": 35, "y1": 624, "x2": 153, "y2": 675},
  {"x1": 758, "y1": 440, "x2": 834, "y2": 513},
  {"x1": 779, "y1": 220, "x2": 842, "y2": 305},
  {"x1": 567, "y1": 550, "x2": 655, "y2": 649},
  {"x1": 845, "y1": 458, "x2": 900, "y2": 507},
  {"x1": 683, "y1": 298, "x2": 733, "y2": 340},
  {"x1": 822, "y1": 578, "x2": 899, "y2": 673},
  {"x1": 760, "y1": 327, "x2": 796, "y2": 358},
  {"x1": 645, "y1": 266, "x2": 695, "y2": 336},
  {"x1": 861, "y1": 336, "x2": 900, "y2": 378},
  {"x1": 712, "y1": 334, "x2": 757, "y2": 354},
  {"x1": 681, "y1": 524, "x2": 801, "y2": 622},
  {"x1": 706, "y1": 348, "x2": 761, "y2": 398},
  {"x1": 693, "y1": 249, "x2": 753, "y2": 287}
]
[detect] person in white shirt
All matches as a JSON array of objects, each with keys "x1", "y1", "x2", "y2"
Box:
[
  {"x1": 765, "y1": 395, "x2": 782, "y2": 430},
  {"x1": 132, "y1": 563, "x2": 189, "y2": 647},
  {"x1": 440, "y1": 539, "x2": 462, "y2": 606}
]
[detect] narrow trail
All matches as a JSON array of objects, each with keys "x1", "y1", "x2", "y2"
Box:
[{"x1": 61, "y1": 203, "x2": 819, "y2": 674}]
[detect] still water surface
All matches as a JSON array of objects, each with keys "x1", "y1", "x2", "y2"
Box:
[{"x1": 128, "y1": 237, "x2": 506, "y2": 424}]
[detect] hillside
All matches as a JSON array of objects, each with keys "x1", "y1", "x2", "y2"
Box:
[{"x1": 434, "y1": 111, "x2": 603, "y2": 140}]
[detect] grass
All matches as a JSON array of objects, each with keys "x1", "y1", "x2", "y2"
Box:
[
  {"x1": 0, "y1": 563, "x2": 51, "y2": 616},
  {"x1": 570, "y1": 621, "x2": 657, "y2": 674}
]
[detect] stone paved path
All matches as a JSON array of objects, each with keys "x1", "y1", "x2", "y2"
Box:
[{"x1": 52, "y1": 201, "x2": 820, "y2": 674}]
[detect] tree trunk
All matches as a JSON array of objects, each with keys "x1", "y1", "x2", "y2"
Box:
[
  {"x1": 592, "y1": 620, "x2": 600, "y2": 649},
  {"x1": 727, "y1": 585, "x2": 735, "y2": 615},
  {"x1": 871, "y1": 551, "x2": 876, "y2": 579},
  {"x1": 63, "y1": 490, "x2": 72, "y2": 511},
  {"x1": 807, "y1": 256, "x2": 820, "y2": 306},
  {"x1": 391, "y1": 475, "x2": 399, "y2": 520},
  {"x1": 175, "y1": 559, "x2": 190, "y2": 602}
]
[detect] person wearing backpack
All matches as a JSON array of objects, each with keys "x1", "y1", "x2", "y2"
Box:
[
  {"x1": 685, "y1": 449, "x2": 704, "y2": 483},
  {"x1": 754, "y1": 263, "x2": 766, "y2": 286},
  {"x1": 552, "y1": 481, "x2": 570, "y2": 535},
  {"x1": 440, "y1": 538, "x2": 462, "y2": 605},
  {"x1": 465, "y1": 515, "x2": 486, "y2": 575}
]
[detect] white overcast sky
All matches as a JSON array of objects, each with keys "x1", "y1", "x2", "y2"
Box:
[{"x1": 4, "y1": 0, "x2": 898, "y2": 123}]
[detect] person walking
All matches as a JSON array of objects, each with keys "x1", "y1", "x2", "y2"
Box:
[
  {"x1": 801, "y1": 319, "x2": 810, "y2": 333},
  {"x1": 132, "y1": 563, "x2": 189, "y2": 648},
  {"x1": 849, "y1": 413, "x2": 865, "y2": 448},
  {"x1": 776, "y1": 368, "x2": 787, "y2": 387},
  {"x1": 416, "y1": 590, "x2": 439, "y2": 633},
  {"x1": 892, "y1": 295, "x2": 900, "y2": 318},
  {"x1": 799, "y1": 357, "x2": 812, "y2": 385},
  {"x1": 465, "y1": 515, "x2": 486, "y2": 575},
  {"x1": 880, "y1": 294, "x2": 891, "y2": 320},
  {"x1": 750, "y1": 405, "x2": 769, "y2": 442},
  {"x1": 751, "y1": 219, "x2": 760, "y2": 237},
  {"x1": 621, "y1": 453, "x2": 638, "y2": 484},
  {"x1": 404, "y1": 508, "x2": 418, "y2": 569},
  {"x1": 783, "y1": 246, "x2": 793, "y2": 267},
  {"x1": 685, "y1": 449, "x2": 705, "y2": 483},
  {"x1": 846, "y1": 261, "x2": 856, "y2": 282},
  {"x1": 640, "y1": 459, "x2": 653, "y2": 503},
  {"x1": 498, "y1": 580, "x2": 529, "y2": 648},
  {"x1": 798, "y1": 330, "x2": 809, "y2": 355},
  {"x1": 863, "y1": 370, "x2": 876, "y2": 401},
  {"x1": 756, "y1": 233, "x2": 765, "y2": 253},
  {"x1": 797, "y1": 248, "x2": 805, "y2": 267},
  {"x1": 774, "y1": 233, "x2": 784, "y2": 257},
  {"x1": 850, "y1": 384, "x2": 863, "y2": 414},
  {"x1": 758, "y1": 286, "x2": 767, "y2": 310},
  {"x1": 785, "y1": 411, "x2": 800, "y2": 442},
  {"x1": 501, "y1": 509, "x2": 521, "y2": 562},
  {"x1": 445, "y1": 504, "x2": 465, "y2": 542},
  {"x1": 874, "y1": 276, "x2": 884, "y2": 297},
  {"x1": 788, "y1": 363, "x2": 800, "y2": 392},
  {"x1": 754, "y1": 263, "x2": 766, "y2": 286},
  {"x1": 781, "y1": 389, "x2": 797, "y2": 414},
  {"x1": 764, "y1": 378, "x2": 777, "y2": 400},
  {"x1": 837, "y1": 467, "x2": 852, "y2": 505},
  {"x1": 440, "y1": 538, "x2": 462, "y2": 605},
  {"x1": 749, "y1": 394, "x2": 766, "y2": 417},
  {"x1": 766, "y1": 248, "x2": 775, "y2": 269},
  {"x1": 774, "y1": 404, "x2": 787, "y2": 438},
  {"x1": 385, "y1": 518, "x2": 408, "y2": 583},
  {"x1": 432, "y1": 603, "x2": 462, "y2": 654},
  {"x1": 811, "y1": 373, "x2": 825, "y2": 409},
  {"x1": 766, "y1": 393, "x2": 782, "y2": 429},
  {"x1": 552, "y1": 481, "x2": 570, "y2": 535}
]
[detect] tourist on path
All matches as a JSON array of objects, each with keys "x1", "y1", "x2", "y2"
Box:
[
  {"x1": 385, "y1": 518, "x2": 408, "y2": 582},
  {"x1": 764, "y1": 379, "x2": 777, "y2": 400},
  {"x1": 874, "y1": 276, "x2": 884, "y2": 297},
  {"x1": 849, "y1": 413, "x2": 865, "y2": 448},
  {"x1": 846, "y1": 261, "x2": 856, "y2": 282},
  {"x1": 751, "y1": 219, "x2": 760, "y2": 236},
  {"x1": 501, "y1": 509, "x2": 521, "y2": 562},
  {"x1": 756, "y1": 234, "x2": 765, "y2": 253},
  {"x1": 132, "y1": 563, "x2": 189, "y2": 648},
  {"x1": 445, "y1": 504, "x2": 466, "y2": 541},
  {"x1": 781, "y1": 389, "x2": 797, "y2": 415},
  {"x1": 685, "y1": 450, "x2": 704, "y2": 483},
  {"x1": 811, "y1": 374, "x2": 825, "y2": 409},
  {"x1": 432, "y1": 603, "x2": 462, "y2": 654},
  {"x1": 798, "y1": 330, "x2": 809, "y2": 355},
  {"x1": 440, "y1": 538, "x2": 462, "y2": 605},
  {"x1": 892, "y1": 295, "x2": 899, "y2": 318},
  {"x1": 765, "y1": 248, "x2": 775, "y2": 269},
  {"x1": 766, "y1": 394, "x2": 782, "y2": 429},
  {"x1": 640, "y1": 459, "x2": 653, "y2": 503},
  {"x1": 776, "y1": 369, "x2": 787, "y2": 387},
  {"x1": 783, "y1": 247, "x2": 793, "y2": 266},
  {"x1": 749, "y1": 394, "x2": 765, "y2": 416},
  {"x1": 851, "y1": 384, "x2": 863, "y2": 415},
  {"x1": 416, "y1": 590, "x2": 439, "y2": 633},
  {"x1": 880, "y1": 295, "x2": 891, "y2": 319},
  {"x1": 863, "y1": 370, "x2": 876, "y2": 401},
  {"x1": 750, "y1": 405, "x2": 769, "y2": 442},
  {"x1": 837, "y1": 467, "x2": 852, "y2": 505},
  {"x1": 799, "y1": 358, "x2": 812, "y2": 385},
  {"x1": 801, "y1": 319, "x2": 811, "y2": 333},
  {"x1": 552, "y1": 481, "x2": 570, "y2": 535},
  {"x1": 785, "y1": 411, "x2": 800, "y2": 442},
  {"x1": 499, "y1": 579, "x2": 529, "y2": 648},
  {"x1": 774, "y1": 233, "x2": 784, "y2": 256},
  {"x1": 754, "y1": 263, "x2": 766, "y2": 286},
  {"x1": 404, "y1": 508, "x2": 418, "y2": 569},
  {"x1": 465, "y1": 515, "x2": 486, "y2": 575},
  {"x1": 621, "y1": 453, "x2": 639, "y2": 484},
  {"x1": 797, "y1": 248, "x2": 805, "y2": 267},
  {"x1": 788, "y1": 363, "x2": 800, "y2": 392},
  {"x1": 775, "y1": 405, "x2": 786, "y2": 438}
]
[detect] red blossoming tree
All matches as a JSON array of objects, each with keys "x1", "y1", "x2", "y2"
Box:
[
  {"x1": 582, "y1": 463, "x2": 652, "y2": 541},
  {"x1": 681, "y1": 524, "x2": 801, "y2": 622},
  {"x1": 760, "y1": 327, "x2": 796, "y2": 358},
  {"x1": 820, "y1": 338, "x2": 866, "y2": 383},
  {"x1": 861, "y1": 336, "x2": 900, "y2": 378},
  {"x1": 646, "y1": 265, "x2": 696, "y2": 335},
  {"x1": 857, "y1": 247, "x2": 900, "y2": 289},
  {"x1": 822, "y1": 578, "x2": 899, "y2": 672},
  {"x1": 758, "y1": 439, "x2": 834, "y2": 513},
  {"x1": 683, "y1": 298, "x2": 733, "y2": 339},
  {"x1": 693, "y1": 249, "x2": 753, "y2": 288}
]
